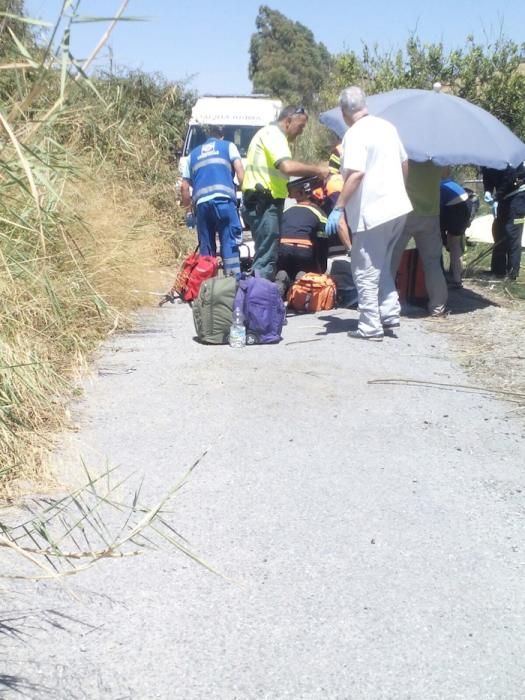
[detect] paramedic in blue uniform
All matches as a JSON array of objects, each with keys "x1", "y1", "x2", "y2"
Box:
[{"x1": 180, "y1": 125, "x2": 244, "y2": 276}]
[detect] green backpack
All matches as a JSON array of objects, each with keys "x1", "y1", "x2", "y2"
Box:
[{"x1": 192, "y1": 276, "x2": 236, "y2": 344}]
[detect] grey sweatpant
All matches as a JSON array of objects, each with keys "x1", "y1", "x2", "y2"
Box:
[
  {"x1": 351, "y1": 215, "x2": 406, "y2": 337},
  {"x1": 391, "y1": 213, "x2": 448, "y2": 314}
]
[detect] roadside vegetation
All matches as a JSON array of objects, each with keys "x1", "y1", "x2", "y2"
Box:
[
  {"x1": 0, "y1": 1, "x2": 194, "y2": 495},
  {"x1": 249, "y1": 7, "x2": 525, "y2": 160}
]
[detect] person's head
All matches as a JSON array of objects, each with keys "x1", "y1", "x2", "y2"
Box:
[
  {"x1": 339, "y1": 86, "x2": 368, "y2": 125},
  {"x1": 277, "y1": 106, "x2": 309, "y2": 142},
  {"x1": 288, "y1": 182, "x2": 309, "y2": 202},
  {"x1": 207, "y1": 125, "x2": 224, "y2": 139},
  {"x1": 287, "y1": 175, "x2": 323, "y2": 203}
]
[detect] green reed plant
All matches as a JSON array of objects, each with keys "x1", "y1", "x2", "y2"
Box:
[{"x1": 0, "y1": 1, "x2": 192, "y2": 495}]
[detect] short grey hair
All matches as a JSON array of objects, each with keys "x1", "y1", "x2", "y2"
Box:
[{"x1": 339, "y1": 86, "x2": 367, "y2": 115}]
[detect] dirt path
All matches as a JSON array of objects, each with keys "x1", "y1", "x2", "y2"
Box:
[{"x1": 2, "y1": 299, "x2": 525, "y2": 699}]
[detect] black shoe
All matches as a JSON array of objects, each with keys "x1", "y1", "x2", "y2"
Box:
[{"x1": 382, "y1": 321, "x2": 400, "y2": 337}]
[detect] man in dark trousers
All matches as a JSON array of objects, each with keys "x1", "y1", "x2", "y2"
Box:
[
  {"x1": 484, "y1": 163, "x2": 525, "y2": 280},
  {"x1": 180, "y1": 125, "x2": 244, "y2": 276},
  {"x1": 242, "y1": 106, "x2": 329, "y2": 280}
]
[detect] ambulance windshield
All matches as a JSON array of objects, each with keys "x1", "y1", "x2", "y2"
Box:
[{"x1": 183, "y1": 125, "x2": 261, "y2": 158}]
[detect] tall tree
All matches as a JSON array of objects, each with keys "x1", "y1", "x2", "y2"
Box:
[{"x1": 249, "y1": 5, "x2": 331, "y2": 109}]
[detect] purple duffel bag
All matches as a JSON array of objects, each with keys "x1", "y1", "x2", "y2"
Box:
[{"x1": 233, "y1": 273, "x2": 285, "y2": 345}]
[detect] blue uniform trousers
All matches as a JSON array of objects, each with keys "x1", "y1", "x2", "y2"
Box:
[{"x1": 196, "y1": 198, "x2": 241, "y2": 275}]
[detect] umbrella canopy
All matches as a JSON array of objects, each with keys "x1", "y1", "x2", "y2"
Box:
[{"x1": 319, "y1": 87, "x2": 525, "y2": 169}]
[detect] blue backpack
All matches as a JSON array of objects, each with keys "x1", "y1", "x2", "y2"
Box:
[{"x1": 234, "y1": 274, "x2": 285, "y2": 345}]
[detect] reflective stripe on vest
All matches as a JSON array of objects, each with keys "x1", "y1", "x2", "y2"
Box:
[
  {"x1": 192, "y1": 156, "x2": 232, "y2": 173},
  {"x1": 189, "y1": 139, "x2": 236, "y2": 204},
  {"x1": 328, "y1": 144, "x2": 342, "y2": 173},
  {"x1": 297, "y1": 203, "x2": 328, "y2": 224},
  {"x1": 192, "y1": 183, "x2": 237, "y2": 201}
]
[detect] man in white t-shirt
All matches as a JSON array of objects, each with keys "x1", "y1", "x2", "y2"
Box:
[{"x1": 325, "y1": 86, "x2": 412, "y2": 341}]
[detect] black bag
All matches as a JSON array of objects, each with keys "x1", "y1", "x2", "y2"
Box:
[{"x1": 238, "y1": 242, "x2": 254, "y2": 273}]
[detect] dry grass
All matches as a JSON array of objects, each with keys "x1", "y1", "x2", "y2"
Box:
[
  {"x1": 64, "y1": 172, "x2": 177, "y2": 304},
  {"x1": 1, "y1": 163, "x2": 189, "y2": 499},
  {"x1": 428, "y1": 281, "x2": 525, "y2": 408},
  {"x1": 0, "y1": 2, "x2": 197, "y2": 498}
]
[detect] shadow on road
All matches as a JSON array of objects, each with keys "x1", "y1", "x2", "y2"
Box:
[
  {"x1": 448, "y1": 285, "x2": 499, "y2": 314},
  {"x1": 316, "y1": 315, "x2": 358, "y2": 335}
]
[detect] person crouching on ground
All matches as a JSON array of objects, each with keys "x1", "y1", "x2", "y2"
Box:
[
  {"x1": 180, "y1": 125, "x2": 244, "y2": 276},
  {"x1": 276, "y1": 177, "x2": 328, "y2": 287},
  {"x1": 325, "y1": 86, "x2": 412, "y2": 341},
  {"x1": 242, "y1": 106, "x2": 329, "y2": 281}
]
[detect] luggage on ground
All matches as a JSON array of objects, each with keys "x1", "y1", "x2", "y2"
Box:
[
  {"x1": 395, "y1": 248, "x2": 428, "y2": 306},
  {"x1": 234, "y1": 274, "x2": 285, "y2": 344},
  {"x1": 192, "y1": 276, "x2": 237, "y2": 344},
  {"x1": 159, "y1": 249, "x2": 219, "y2": 306},
  {"x1": 287, "y1": 272, "x2": 336, "y2": 313}
]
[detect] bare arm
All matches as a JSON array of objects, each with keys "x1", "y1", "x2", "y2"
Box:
[
  {"x1": 337, "y1": 215, "x2": 352, "y2": 250},
  {"x1": 279, "y1": 159, "x2": 330, "y2": 180},
  {"x1": 180, "y1": 179, "x2": 192, "y2": 209},
  {"x1": 233, "y1": 159, "x2": 244, "y2": 188}
]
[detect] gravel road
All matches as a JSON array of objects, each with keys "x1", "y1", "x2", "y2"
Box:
[{"x1": 2, "y1": 302, "x2": 525, "y2": 699}]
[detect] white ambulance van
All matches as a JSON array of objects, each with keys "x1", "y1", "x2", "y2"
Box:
[{"x1": 177, "y1": 95, "x2": 282, "y2": 195}]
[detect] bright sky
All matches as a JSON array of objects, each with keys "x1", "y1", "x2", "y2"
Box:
[{"x1": 25, "y1": 0, "x2": 525, "y2": 95}]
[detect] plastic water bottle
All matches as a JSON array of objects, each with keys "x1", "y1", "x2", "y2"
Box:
[{"x1": 229, "y1": 306, "x2": 246, "y2": 348}]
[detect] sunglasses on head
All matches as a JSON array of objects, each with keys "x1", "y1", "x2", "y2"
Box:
[{"x1": 293, "y1": 106, "x2": 306, "y2": 115}]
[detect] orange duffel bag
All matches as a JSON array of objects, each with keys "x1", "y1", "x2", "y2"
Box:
[{"x1": 287, "y1": 272, "x2": 336, "y2": 313}]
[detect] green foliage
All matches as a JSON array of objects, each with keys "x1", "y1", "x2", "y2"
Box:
[
  {"x1": 0, "y1": 0, "x2": 43, "y2": 100},
  {"x1": 321, "y1": 35, "x2": 525, "y2": 140},
  {"x1": 249, "y1": 5, "x2": 331, "y2": 108},
  {"x1": 93, "y1": 68, "x2": 195, "y2": 155},
  {"x1": 0, "y1": 1, "x2": 194, "y2": 493},
  {"x1": 0, "y1": 0, "x2": 36, "y2": 57},
  {"x1": 450, "y1": 37, "x2": 525, "y2": 139},
  {"x1": 55, "y1": 68, "x2": 195, "y2": 185},
  {"x1": 248, "y1": 6, "x2": 525, "y2": 140}
]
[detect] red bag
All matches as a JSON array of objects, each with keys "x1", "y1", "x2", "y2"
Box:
[
  {"x1": 396, "y1": 249, "x2": 428, "y2": 306},
  {"x1": 159, "y1": 251, "x2": 219, "y2": 305}
]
